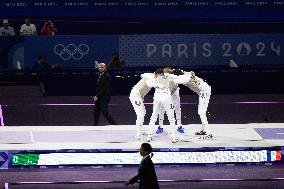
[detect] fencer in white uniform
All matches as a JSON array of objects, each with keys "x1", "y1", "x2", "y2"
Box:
[
  {"x1": 129, "y1": 73, "x2": 154, "y2": 140},
  {"x1": 157, "y1": 67, "x2": 184, "y2": 134},
  {"x1": 157, "y1": 86, "x2": 182, "y2": 133},
  {"x1": 147, "y1": 69, "x2": 179, "y2": 143},
  {"x1": 173, "y1": 69, "x2": 212, "y2": 139}
]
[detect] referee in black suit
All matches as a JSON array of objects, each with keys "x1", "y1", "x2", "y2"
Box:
[
  {"x1": 93, "y1": 63, "x2": 116, "y2": 126},
  {"x1": 125, "y1": 143, "x2": 159, "y2": 189}
]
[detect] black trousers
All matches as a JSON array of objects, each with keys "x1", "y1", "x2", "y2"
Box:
[{"x1": 93, "y1": 98, "x2": 116, "y2": 126}]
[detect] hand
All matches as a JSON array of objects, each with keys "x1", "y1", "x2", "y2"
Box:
[
  {"x1": 124, "y1": 181, "x2": 130, "y2": 186},
  {"x1": 93, "y1": 96, "x2": 98, "y2": 102}
]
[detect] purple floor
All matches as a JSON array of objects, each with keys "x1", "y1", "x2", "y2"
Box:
[
  {"x1": 1, "y1": 91, "x2": 284, "y2": 188},
  {"x1": 2, "y1": 94, "x2": 284, "y2": 126},
  {"x1": 5, "y1": 181, "x2": 284, "y2": 189},
  {"x1": 1, "y1": 165, "x2": 284, "y2": 188},
  {"x1": 255, "y1": 128, "x2": 284, "y2": 139}
]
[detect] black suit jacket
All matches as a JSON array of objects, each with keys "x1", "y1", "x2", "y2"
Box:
[
  {"x1": 96, "y1": 72, "x2": 111, "y2": 101},
  {"x1": 129, "y1": 155, "x2": 159, "y2": 189}
]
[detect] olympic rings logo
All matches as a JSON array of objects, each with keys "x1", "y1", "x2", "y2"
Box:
[{"x1": 54, "y1": 44, "x2": 90, "y2": 61}]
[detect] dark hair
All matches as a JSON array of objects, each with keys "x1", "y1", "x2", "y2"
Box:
[
  {"x1": 163, "y1": 67, "x2": 172, "y2": 72},
  {"x1": 112, "y1": 52, "x2": 119, "y2": 56},
  {"x1": 39, "y1": 55, "x2": 46, "y2": 60},
  {"x1": 109, "y1": 53, "x2": 125, "y2": 68},
  {"x1": 154, "y1": 68, "x2": 163, "y2": 75},
  {"x1": 141, "y1": 143, "x2": 152, "y2": 154},
  {"x1": 172, "y1": 69, "x2": 184, "y2": 76}
]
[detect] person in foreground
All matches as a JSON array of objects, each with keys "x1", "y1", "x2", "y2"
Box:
[{"x1": 125, "y1": 143, "x2": 159, "y2": 189}]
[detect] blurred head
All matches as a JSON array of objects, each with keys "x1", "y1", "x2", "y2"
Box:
[
  {"x1": 111, "y1": 53, "x2": 119, "y2": 61},
  {"x1": 47, "y1": 20, "x2": 52, "y2": 27},
  {"x1": 38, "y1": 55, "x2": 46, "y2": 64},
  {"x1": 172, "y1": 69, "x2": 184, "y2": 76},
  {"x1": 25, "y1": 18, "x2": 31, "y2": 25},
  {"x1": 98, "y1": 63, "x2": 106, "y2": 73},
  {"x1": 163, "y1": 67, "x2": 173, "y2": 74},
  {"x1": 3, "y1": 19, "x2": 9, "y2": 28},
  {"x1": 154, "y1": 68, "x2": 163, "y2": 77},
  {"x1": 140, "y1": 143, "x2": 152, "y2": 157}
]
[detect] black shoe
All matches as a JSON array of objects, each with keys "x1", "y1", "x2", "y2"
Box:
[
  {"x1": 195, "y1": 130, "x2": 206, "y2": 135},
  {"x1": 198, "y1": 134, "x2": 213, "y2": 140}
]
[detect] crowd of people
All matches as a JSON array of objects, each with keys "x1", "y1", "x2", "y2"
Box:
[
  {"x1": 0, "y1": 18, "x2": 57, "y2": 36},
  {"x1": 0, "y1": 19, "x2": 128, "y2": 69}
]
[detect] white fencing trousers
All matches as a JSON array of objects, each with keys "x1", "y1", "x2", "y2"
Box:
[
  {"x1": 158, "y1": 107, "x2": 165, "y2": 127},
  {"x1": 129, "y1": 89, "x2": 146, "y2": 136},
  {"x1": 148, "y1": 91, "x2": 177, "y2": 140},
  {"x1": 158, "y1": 91, "x2": 181, "y2": 127},
  {"x1": 198, "y1": 86, "x2": 211, "y2": 135}
]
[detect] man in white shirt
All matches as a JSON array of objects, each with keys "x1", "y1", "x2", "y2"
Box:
[
  {"x1": 0, "y1": 19, "x2": 15, "y2": 36},
  {"x1": 129, "y1": 73, "x2": 155, "y2": 140},
  {"x1": 20, "y1": 18, "x2": 37, "y2": 36}
]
